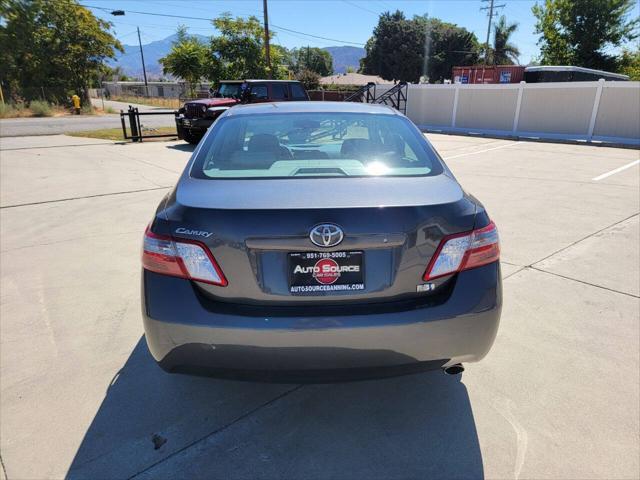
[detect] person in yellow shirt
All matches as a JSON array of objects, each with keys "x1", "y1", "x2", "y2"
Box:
[{"x1": 71, "y1": 94, "x2": 81, "y2": 114}]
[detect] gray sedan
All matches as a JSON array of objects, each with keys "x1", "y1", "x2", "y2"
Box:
[{"x1": 141, "y1": 101, "x2": 502, "y2": 382}]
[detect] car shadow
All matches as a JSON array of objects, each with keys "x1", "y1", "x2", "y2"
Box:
[
  {"x1": 165, "y1": 143, "x2": 196, "y2": 153},
  {"x1": 66, "y1": 337, "x2": 483, "y2": 479}
]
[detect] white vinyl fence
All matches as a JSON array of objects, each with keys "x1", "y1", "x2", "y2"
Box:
[
  {"x1": 405, "y1": 80, "x2": 640, "y2": 146},
  {"x1": 97, "y1": 79, "x2": 639, "y2": 146}
]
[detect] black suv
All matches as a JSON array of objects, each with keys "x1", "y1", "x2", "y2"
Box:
[{"x1": 175, "y1": 80, "x2": 310, "y2": 144}]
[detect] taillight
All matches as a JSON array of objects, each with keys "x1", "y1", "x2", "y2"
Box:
[
  {"x1": 142, "y1": 225, "x2": 228, "y2": 286},
  {"x1": 423, "y1": 221, "x2": 500, "y2": 281}
]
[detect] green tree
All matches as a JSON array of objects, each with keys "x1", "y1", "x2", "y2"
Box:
[
  {"x1": 270, "y1": 44, "x2": 293, "y2": 79},
  {"x1": 102, "y1": 65, "x2": 131, "y2": 82},
  {"x1": 532, "y1": 0, "x2": 639, "y2": 71},
  {"x1": 161, "y1": 15, "x2": 289, "y2": 89},
  {"x1": 492, "y1": 16, "x2": 520, "y2": 65},
  {"x1": 360, "y1": 11, "x2": 423, "y2": 82},
  {"x1": 208, "y1": 13, "x2": 287, "y2": 81},
  {"x1": 0, "y1": 0, "x2": 122, "y2": 104},
  {"x1": 291, "y1": 47, "x2": 333, "y2": 76},
  {"x1": 159, "y1": 26, "x2": 209, "y2": 97},
  {"x1": 420, "y1": 17, "x2": 480, "y2": 83},
  {"x1": 295, "y1": 69, "x2": 321, "y2": 90},
  {"x1": 361, "y1": 11, "x2": 479, "y2": 83},
  {"x1": 619, "y1": 48, "x2": 640, "y2": 80}
]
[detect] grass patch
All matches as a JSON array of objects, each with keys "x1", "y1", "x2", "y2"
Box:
[
  {"x1": 67, "y1": 126, "x2": 178, "y2": 141},
  {"x1": 81, "y1": 104, "x2": 96, "y2": 115},
  {"x1": 29, "y1": 100, "x2": 53, "y2": 117},
  {"x1": 0, "y1": 102, "x2": 28, "y2": 118},
  {"x1": 1, "y1": 101, "x2": 70, "y2": 118},
  {"x1": 109, "y1": 95, "x2": 181, "y2": 109}
]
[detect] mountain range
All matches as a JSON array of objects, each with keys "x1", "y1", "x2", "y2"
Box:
[{"x1": 107, "y1": 34, "x2": 365, "y2": 79}]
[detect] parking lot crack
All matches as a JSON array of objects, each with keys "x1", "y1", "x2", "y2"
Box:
[
  {"x1": 531, "y1": 212, "x2": 639, "y2": 267},
  {"x1": 500, "y1": 260, "x2": 521, "y2": 267},
  {"x1": 0, "y1": 451, "x2": 8, "y2": 480},
  {"x1": 503, "y1": 266, "x2": 526, "y2": 280},
  {"x1": 528, "y1": 266, "x2": 639, "y2": 299},
  {"x1": 1, "y1": 230, "x2": 142, "y2": 253},
  {"x1": 0, "y1": 186, "x2": 171, "y2": 209},
  {"x1": 127, "y1": 384, "x2": 304, "y2": 479}
]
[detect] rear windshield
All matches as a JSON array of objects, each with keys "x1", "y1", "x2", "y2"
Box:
[{"x1": 191, "y1": 112, "x2": 443, "y2": 179}]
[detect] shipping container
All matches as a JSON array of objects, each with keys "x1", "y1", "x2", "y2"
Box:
[{"x1": 452, "y1": 65, "x2": 525, "y2": 84}]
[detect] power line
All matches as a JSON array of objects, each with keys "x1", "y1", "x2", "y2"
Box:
[
  {"x1": 113, "y1": 16, "x2": 344, "y2": 48},
  {"x1": 87, "y1": 5, "x2": 217, "y2": 21},
  {"x1": 155, "y1": 1, "x2": 262, "y2": 16},
  {"x1": 117, "y1": 29, "x2": 140, "y2": 39},
  {"x1": 273, "y1": 28, "x2": 340, "y2": 47},
  {"x1": 374, "y1": 1, "x2": 396, "y2": 11},
  {"x1": 80, "y1": 3, "x2": 366, "y2": 46},
  {"x1": 341, "y1": 0, "x2": 381, "y2": 16},
  {"x1": 111, "y1": 19, "x2": 195, "y2": 31},
  {"x1": 270, "y1": 24, "x2": 365, "y2": 46}
]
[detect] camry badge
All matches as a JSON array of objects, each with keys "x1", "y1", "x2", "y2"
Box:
[
  {"x1": 175, "y1": 227, "x2": 213, "y2": 238},
  {"x1": 310, "y1": 224, "x2": 344, "y2": 248}
]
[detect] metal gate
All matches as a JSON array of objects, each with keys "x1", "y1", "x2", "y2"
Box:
[{"x1": 120, "y1": 106, "x2": 178, "y2": 142}]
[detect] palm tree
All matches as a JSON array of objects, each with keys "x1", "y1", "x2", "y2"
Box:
[{"x1": 492, "y1": 16, "x2": 520, "y2": 65}]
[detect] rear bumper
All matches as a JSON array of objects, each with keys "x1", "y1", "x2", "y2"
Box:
[{"x1": 142, "y1": 263, "x2": 502, "y2": 381}]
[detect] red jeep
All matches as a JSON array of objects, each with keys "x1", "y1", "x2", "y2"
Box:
[{"x1": 175, "y1": 79, "x2": 310, "y2": 144}]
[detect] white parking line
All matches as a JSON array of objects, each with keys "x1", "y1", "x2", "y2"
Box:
[
  {"x1": 592, "y1": 159, "x2": 640, "y2": 181},
  {"x1": 444, "y1": 141, "x2": 521, "y2": 160}
]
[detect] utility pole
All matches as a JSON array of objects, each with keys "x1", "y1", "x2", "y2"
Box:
[
  {"x1": 480, "y1": 0, "x2": 505, "y2": 64},
  {"x1": 111, "y1": 11, "x2": 150, "y2": 95},
  {"x1": 137, "y1": 26, "x2": 149, "y2": 96},
  {"x1": 263, "y1": 0, "x2": 272, "y2": 78}
]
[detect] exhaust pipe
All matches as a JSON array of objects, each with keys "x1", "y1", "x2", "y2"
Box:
[{"x1": 443, "y1": 363, "x2": 464, "y2": 375}]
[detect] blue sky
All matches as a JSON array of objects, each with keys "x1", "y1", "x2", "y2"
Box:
[{"x1": 84, "y1": 0, "x2": 639, "y2": 65}]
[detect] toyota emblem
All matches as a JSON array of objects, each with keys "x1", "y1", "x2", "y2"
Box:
[{"x1": 310, "y1": 224, "x2": 344, "y2": 248}]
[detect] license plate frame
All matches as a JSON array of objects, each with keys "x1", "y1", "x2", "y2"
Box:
[{"x1": 288, "y1": 251, "x2": 365, "y2": 295}]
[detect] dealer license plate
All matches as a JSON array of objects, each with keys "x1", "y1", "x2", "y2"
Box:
[{"x1": 288, "y1": 251, "x2": 364, "y2": 295}]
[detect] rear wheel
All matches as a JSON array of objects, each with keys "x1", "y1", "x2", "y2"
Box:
[{"x1": 183, "y1": 130, "x2": 203, "y2": 145}]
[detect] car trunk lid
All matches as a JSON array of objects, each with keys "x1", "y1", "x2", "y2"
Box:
[{"x1": 156, "y1": 175, "x2": 477, "y2": 304}]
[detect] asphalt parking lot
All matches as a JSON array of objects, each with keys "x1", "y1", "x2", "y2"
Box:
[{"x1": 1, "y1": 133, "x2": 638, "y2": 479}]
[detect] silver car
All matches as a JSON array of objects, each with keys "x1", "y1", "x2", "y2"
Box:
[{"x1": 141, "y1": 101, "x2": 502, "y2": 382}]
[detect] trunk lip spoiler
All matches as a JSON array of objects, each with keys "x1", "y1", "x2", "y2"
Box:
[{"x1": 175, "y1": 174, "x2": 464, "y2": 210}]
